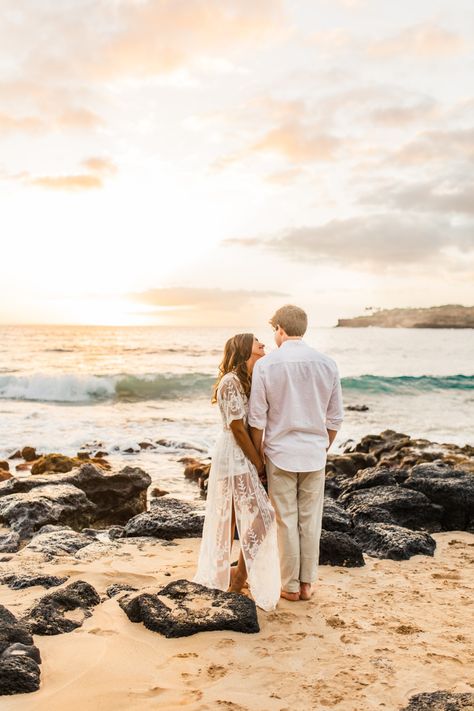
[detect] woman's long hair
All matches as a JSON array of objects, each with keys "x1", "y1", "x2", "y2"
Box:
[{"x1": 212, "y1": 333, "x2": 254, "y2": 403}]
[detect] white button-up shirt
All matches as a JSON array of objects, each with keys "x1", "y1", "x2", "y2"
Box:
[{"x1": 248, "y1": 339, "x2": 344, "y2": 472}]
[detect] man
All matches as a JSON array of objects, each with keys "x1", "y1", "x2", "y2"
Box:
[{"x1": 248, "y1": 304, "x2": 344, "y2": 601}]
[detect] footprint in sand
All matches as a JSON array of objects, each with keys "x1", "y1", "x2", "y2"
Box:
[
  {"x1": 130, "y1": 687, "x2": 203, "y2": 704},
  {"x1": 207, "y1": 664, "x2": 228, "y2": 679},
  {"x1": 216, "y1": 701, "x2": 248, "y2": 710},
  {"x1": 175, "y1": 652, "x2": 199, "y2": 658},
  {"x1": 266, "y1": 611, "x2": 296, "y2": 625},
  {"x1": 431, "y1": 571, "x2": 461, "y2": 580},
  {"x1": 325, "y1": 615, "x2": 346, "y2": 628},
  {"x1": 393, "y1": 624, "x2": 422, "y2": 635},
  {"x1": 216, "y1": 638, "x2": 236, "y2": 648},
  {"x1": 87, "y1": 627, "x2": 118, "y2": 636}
]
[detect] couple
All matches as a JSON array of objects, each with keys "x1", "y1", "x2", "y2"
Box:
[{"x1": 194, "y1": 304, "x2": 344, "y2": 611}]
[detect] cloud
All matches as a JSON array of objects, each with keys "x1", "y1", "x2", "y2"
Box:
[
  {"x1": 370, "y1": 100, "x2": 439, "y2": 127},
  {"x1": 227, "y1": 214, "x2": 474, "y2": 270},
  {"x1": 367, "y1": 23, "x2": 466, "y2": 59},
  {"x1": 0, "y1": 112, "x2": 45, "y2": 134},
  {"x1": 29, "y1": 174, "x2": 103, "y2": 191},
  {"x1": 16, "y1": 156, "x2": 118, "y2": 191},
  {"x1": 363, "y1": 180, "x2": 474, "y2": 217},
  {"x1": 62, "y1": 0, "x2": 286, "y2": 82},
  {"x1": 130, "y1": 287, "x2": 287, "y2": 311},
  {"x1": 81, "y1": 156, "x2": 118, "y2": 175},
  {"x1": 0, "y1": 105, "x2": 103, "y2": 135},
  {"x1": 56, "y1": 108, "x2": 104, "y2": 129},
  {"x1": 264, "y1": 168, "x2": 306, "y2": 185},
  {"x1": 210, "y1": 99, "x2": 343, "y2": 169},
  {"x1": 392, "y1": 127, "x2": 474, "y2": 165},
  {"x1": 251, "y1": 123, "x2": 341, "y2": 163},
  {"x1": 0, "y1": 0, "x2": 286, "y2": 152},
  {"x1": 310, "y1": 29, "x2": 353, "y2": 54}
]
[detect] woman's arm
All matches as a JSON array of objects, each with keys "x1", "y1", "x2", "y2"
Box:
[{"x1": 230, "y1": 419, "x2": 264, "y2": 474}]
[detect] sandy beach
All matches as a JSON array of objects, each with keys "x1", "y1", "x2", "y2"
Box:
[{"x1": 1, "y1": 531, "x2": 473, "y2": 711}]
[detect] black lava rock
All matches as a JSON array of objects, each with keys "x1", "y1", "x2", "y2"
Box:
[
  {"x1": 21, "y1": 580, "x2": 101, "y2": 635},
  {"x1": 319, "y1": 530, "x2": 365, "y2": 567},
  {"x1": 0, "y1": 574, "x2": 68, "y2": 590},
  {"x1": 0, "y1": 530, "x2": 20, "y2": 553},
  {"x1": 322, "y1": 498, "x2": 352, "y2": 533},
  {"x1": 0, "y1": 484, "x2": 97, "y2": 538},
  {"x1": 402, "y1": 463, "x2": 474, "y2": 531},
  {"x1": 0, "y1": 463, "x2": 151, "y2": 532},
  {"x1": 353, "y1": 522, "x2": 436, "y2": 560},
  {"x1": 23, "y1": 526, "x2": 93, "y2": 557},
  {"x1": 0, "y1": 605, "x2": 41, "y2": 696},
  {"x1": 340, "y1": 466, "x2": 403, "y2": 495},
  {"x1": 106, "y1": 583, "x2": 139, "y2": 598},
  {"x1": 401, "y1": 691, "x2": 474, "y2": 710},
  {"x1": 339, "y1": 485, "x2": 443, "y2": 531},
  {"x1": 123, "y1": 497, "x2": 204, "y2": 540},
  {"x1": 118, "y1": 579, "x2": 260, "y2": 637}
]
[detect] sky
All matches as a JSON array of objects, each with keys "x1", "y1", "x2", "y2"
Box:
[{"x1": 1, "y1": 0, "x2": 473, "y2": 327}]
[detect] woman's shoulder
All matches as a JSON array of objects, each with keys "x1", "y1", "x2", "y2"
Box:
[{"x1": 217, "y1": 372, "x2": 244, "y2": 394}]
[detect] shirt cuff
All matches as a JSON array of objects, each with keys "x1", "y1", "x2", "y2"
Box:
[
  {"x1": 326, "y1": 418, "x2": 343, "y2": 431},
  {"x1": 248, "y1": 416, "x2": 266, "y2": 429}
]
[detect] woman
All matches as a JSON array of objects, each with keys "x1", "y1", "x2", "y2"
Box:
[{"x1": 193, "y1": 333, "x2": 280, "y2": 611}]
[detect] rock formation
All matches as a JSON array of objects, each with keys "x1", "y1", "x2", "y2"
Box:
[{"x1": 337, "y1": 304, "x2": 474, "y2": 328}]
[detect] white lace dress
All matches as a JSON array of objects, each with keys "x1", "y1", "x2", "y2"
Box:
[{"x1": 193, "y1": 372, "x2": 281, "y2": 611}]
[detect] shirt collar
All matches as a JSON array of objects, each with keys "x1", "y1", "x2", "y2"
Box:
[{"x1": 280, "y1": 338, "x2": 305, "y2": 348}]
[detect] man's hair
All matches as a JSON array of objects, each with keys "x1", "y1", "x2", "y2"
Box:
[{"x1": 270, "y1": 304, "x2": 308, "y2": 336}]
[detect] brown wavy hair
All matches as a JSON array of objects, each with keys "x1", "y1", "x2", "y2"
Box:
[{"x1": 212, "y1": 333, "x2": 254, "y2": 404}]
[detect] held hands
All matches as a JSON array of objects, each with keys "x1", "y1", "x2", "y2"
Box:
[{"x1": 255, "y1": 454, "x2": 267, "y2": 484}]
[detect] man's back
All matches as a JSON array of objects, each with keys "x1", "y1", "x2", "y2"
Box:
[{"x1": 248, "y1": 339, "x2": 344, "y2": 472}]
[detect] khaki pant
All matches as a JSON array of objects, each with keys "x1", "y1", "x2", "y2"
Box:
[{"x1": 266, "y1": 459, "x2": 325, "y2": 593}]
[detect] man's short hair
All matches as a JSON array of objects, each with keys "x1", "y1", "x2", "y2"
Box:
[{"x1": 270, "y1": 304, "x2": 308, "y2": 337}]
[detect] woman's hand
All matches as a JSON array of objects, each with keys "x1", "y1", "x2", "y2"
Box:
[{"x1": 255, "y1": 456, "x2": 265, "y2": 476}]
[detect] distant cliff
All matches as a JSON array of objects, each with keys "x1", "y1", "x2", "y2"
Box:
[{"x1": 337, "y1": 305, "x2": 474, "y2": 328}]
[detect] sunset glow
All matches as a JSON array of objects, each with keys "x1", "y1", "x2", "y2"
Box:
[{"x1": 1, "y1": 0, "x2": 473, "y2": 326}]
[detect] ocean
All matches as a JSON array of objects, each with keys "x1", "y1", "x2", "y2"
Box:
[{"x1": 1, "y1": 325, "x2": 473, "y2": 502}]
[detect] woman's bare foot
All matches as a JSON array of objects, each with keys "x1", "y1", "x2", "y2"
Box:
[
  {"x1": 280, "y1": 590, "x2": 300, "y2": 601},
  {"x1": 300, "y1": 582, "x2": 313, "y2": 600},
  {"x1": 228, "y1": 566, "x2": 247, "y2": 593}
]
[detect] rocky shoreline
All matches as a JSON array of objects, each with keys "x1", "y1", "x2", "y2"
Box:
[
  {"x1": 1, "y1": 430, "x2": 473, "y2": 707},
  {"x1": 336, "y1": 304, "x2": 474, "y2": 328}
]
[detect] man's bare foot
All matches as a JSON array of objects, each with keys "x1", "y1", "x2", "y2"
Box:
[
  {"x1": 300, "y1": 582, "x2": 313, "y2": 600},
  {"x1": 280, "y1": 590, "x2": 300, "y2": 601}
]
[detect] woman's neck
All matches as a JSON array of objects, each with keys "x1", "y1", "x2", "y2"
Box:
[{"x1": 245, "y1": 356, "x2": 258, "y2": 374}]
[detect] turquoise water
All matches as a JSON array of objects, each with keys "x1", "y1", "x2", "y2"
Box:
[{"x1": 0, "y1": 325, "x2": 472, "y2": 499}]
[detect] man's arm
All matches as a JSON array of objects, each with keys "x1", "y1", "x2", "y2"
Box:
[
  {"x1": 326, "y1": 428, "x2": 338, "y2": 451},
  {"x1": 248, "y1": 360, "x2": 268, "y2": 465},
  {"x1": 250, "y1": 426, "x2": 264, "y2": 458},
  {"x1": 248, "y1": 361, "x2": 268, "y2": 433},
  {"x1": 326, "y1": 367, "x2": 344, "y2": 450}
]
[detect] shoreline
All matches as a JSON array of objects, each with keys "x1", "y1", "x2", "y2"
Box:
[
  {"x1": 1, "y1": 429, "x2": 473, "y2": 709},
  {"x1": 1, "y1": 533, "x2": 473, "y2": 710}
]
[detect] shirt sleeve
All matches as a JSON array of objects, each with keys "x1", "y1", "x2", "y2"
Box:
[
  {"x1": 326, "y1": 366, "x2": 344, "y2": 431},
  {"x1": 248, "y1": 360, "x2": 268, "y2": 430},
  {"x1": 218, "y1": 375, "x2": 247, "y2": 427}
]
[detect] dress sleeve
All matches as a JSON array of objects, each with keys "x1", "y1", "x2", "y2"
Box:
[{"x1": 218, "y1": 375, "x2": 247, "y2": 427}]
